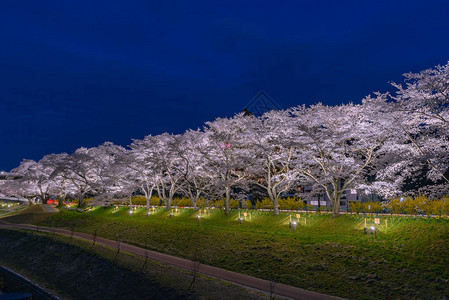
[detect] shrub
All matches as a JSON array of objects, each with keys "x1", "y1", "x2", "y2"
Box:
[
  {"x1": 361, "y1": 202, "x2": 382, "y2": 213},
  {"x1": 150, "y1": 196, "x2": 161, "y2": 206},
  {"x1": 386, "y1": 195, "x2": 449, "y2": 216},
  {"x1": 171, "y1": 197, "x2": 191, "y2": 207},
  {"x1": 349, "y1": 201, "x2": 362, "y2": 214},
  {"x1": 278, "y1": 197, "x2": 304, "y2": 210},
  {"x1": 211, "y1": 199, "x2": 225, "y2": 209},
  {"x1": 197, "y1": 198, "x2": 207, "y2": 208},
  {"x1": 84, "y1": 198, "x2": 94, "y2": 205},
  {"x1": 131, "y1": 196, "x2": 147, "y2": 205},
  {"x1": 229, "y1": 199, "x2": 239, "y2": 209},
  {"x1": 241, "y1": 200, "x2": 252, "y2": 209},
  {"x1": 442, "y1": 197, "x2": 449, "y2": 215},
  {"x1": 255, "y1": 198, "x2": 273, "y2": 209},
  {"x1": 426, "y1": 200, "x2": 441, "y2": 216},
  {"x1": 413, "y1": 195, "x2": 427, "y2": 214},
  {"x1": 305, "y1": 204, "x2": 314, "y2": 212}
]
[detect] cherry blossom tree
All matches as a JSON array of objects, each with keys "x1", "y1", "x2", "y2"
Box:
[
  {"x1": 0, "y1": 175, "x2": 32, "y2": 201},
  {"x1": 203, "y1": 115, "x2": 249, "y2": 215},
  {"x1": 289, "y1": 98, "x2": 407, "y2": 217},
  {"x1": 11, "y1": 155, "x2": 64, "y2": 204},
  {"x1": 135, "y1": 133, "x2": 185, "y2": 210},
  {"x1": 93, "y1": 144, "x2": 136, "y2": 207},
  {"x1": 391, "y1": 62, "x2": 449, "y2": 190},
  {"x1": 240, "y1": 112, "x2": 295, "y2": 215},
  {"x1": 176, "y1": 130, "x2": 213, "y2": 209},
  {"x1": 53, "y1": 142, "x2": 124, "y2": 207},
  {"x1": 125, "y1": 144, "x2": 158, "y2": 209},
  {"x1": 105, "y1": 156, "x2": 139, "y2": 208}
]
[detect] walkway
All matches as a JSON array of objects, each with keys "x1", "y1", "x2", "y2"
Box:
[
  {"x1": 0, "y1": 222, "x2": 344, "y2": 300},
  {"x1": 41, "y1": 204, "x2": 59, "y2": 213}
]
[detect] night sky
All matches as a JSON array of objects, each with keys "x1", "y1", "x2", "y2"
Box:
[{"x1": 1, "y1": 0, "x2": 449, "y2": 171}]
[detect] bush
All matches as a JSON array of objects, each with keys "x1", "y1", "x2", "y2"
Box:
[
  {"x1": 211, "y1": 199, "x2": 225, "y2": 209},
  {"x1": 131, "y1": 196, "x2": 147, "y2": 206},
  {"x1": 413, "y1": 195, "x2": 427, "y2": 214},
  {"x1": 278, "y1": 197, "x2": 304, "y2": 210},
  {"x1": 349, "y1": 201, "x2": 362, "y2": 214},
  {"x1": 304, "y1": 204, "x2": 314, "y2": 212},
  {"x1": 150, "y1": 196, "x2": 161, "y2": 206},
  {"x1": 171, "y1": 197, "x2": 192, "y2": 207},
  {"x1": 83, "y1": 198, "x2": 94, "y2": 205},
  {"x1": 361, "y1": 202, "x2": 382, "y2": 213},
  {"x1": 386, "y1": 195, "x2": 449, "y2": 216},
  {"x1": 241, "y1": 200, "x2": 252, "y2": 209},
  {"x1": 426, "y1": 197, "x2": 449, "y2": 216},
  {"x1": 255, "y1": 198, "x2": 273, "y2": 209},
  {"x1": 229, "y1": 199, "x2": 239, "y2": 209},
  {"x1": 197, "y1": 198, "x2": 207, "y2": 208}
]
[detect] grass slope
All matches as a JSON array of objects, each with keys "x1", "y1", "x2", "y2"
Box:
[
  {"x1": 0, "y1": 229, "x2": 267, "y2": 300},
  {"x1": 38, "y1": 207, "x2": 449, "y2": 299},
  {"x1": 1, "y1": 204, "x2": 56, "y2": 224},
  {"x1": 0, "y1": 203, "x2": 28, "y2": 218}
]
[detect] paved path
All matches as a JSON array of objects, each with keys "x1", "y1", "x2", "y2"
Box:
[
  {"x1": 41, "y1": 204, "x2": 59, "y2": 213},
  {"x1": 0, "y1": 222, "x2": 344, "y2": 300}
]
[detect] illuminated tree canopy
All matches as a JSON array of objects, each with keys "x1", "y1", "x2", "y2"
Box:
[{"x1": 2, "y1": 62, "x2": 448, "y2": 216}]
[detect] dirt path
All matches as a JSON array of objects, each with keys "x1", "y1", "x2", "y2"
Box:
[{"x1": 0, "y1": 222, "x2": 345, "y2": 300}]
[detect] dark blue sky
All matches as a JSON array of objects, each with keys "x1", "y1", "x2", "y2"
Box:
[{"x1": 1, "y1": 0, "x2": 449, "y2": 171}]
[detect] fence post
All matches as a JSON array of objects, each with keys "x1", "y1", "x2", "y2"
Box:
[
  {"x1": 114, "y1": 238, "x2": 121, "y2": 261},
  {"x1": 140, "y1": 251, "x2": 149, "y2": 273},
  {"x1": 90, "y1": 229, "x2": 97, "y2": 251}
]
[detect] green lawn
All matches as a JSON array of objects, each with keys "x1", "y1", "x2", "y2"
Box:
[{"x1": 38, "y1": 207, "x2": 449, "y2": 299}]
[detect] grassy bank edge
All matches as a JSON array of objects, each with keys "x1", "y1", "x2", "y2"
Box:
[{"x1": 0, "y1": 228, "x2": 271, "y2": 300}]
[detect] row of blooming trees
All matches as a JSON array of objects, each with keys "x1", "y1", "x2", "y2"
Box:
[{"x1": 1, "y1": 62, "x2": 448, "y2": 217}]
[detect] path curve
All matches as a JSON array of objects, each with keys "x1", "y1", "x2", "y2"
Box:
[
  {"x1": 41, "y1": 204, "x2": 59, "y2": 212},
  {"x1": 0, "y1": 222, "x2": 344, "y2": 300}
]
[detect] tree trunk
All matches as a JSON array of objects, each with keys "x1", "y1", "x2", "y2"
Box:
[
  {"x1": 192, "y1": 189, "x2": 202, "y2": 210},
  {"x1": 225, "y1": 186, "x2": 231, "y2": 216},
  {"x1": 331, "y1": 197, "x2": 340, "y2": 217},
  {"x1": 165, "y1": 197, "x2": 172, "y2": 210},
  {"x1": 40, "y1": 193, "x2": 48, "y2": 205},
  {"x1": 164, "y1": 189, "x2": 172, "y2": 211},
  {"x1": 78, "y1": 193, "x2": 85, "y2": 208},
  {"x1": 268, "y1": 189, "x2": 279, "y2": 216},
  {"x1": 325, "y1": 187, "x2": 340, "y2": 218},
  {"x1": 317, "y1": 194, "x2": 321, "y2": 211},
  {"x1": 57, "y1": 196, "x2": 65, "y2": 208},
  {"x1": 273, "y1": 196, "x2": 279, "y2": 216},
  {"x1": 145, "y1": 195, "x2": 151, "y2": 209},
  {"x1": 142, "y1": 185, "x2": 154, "y2": 210}
]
